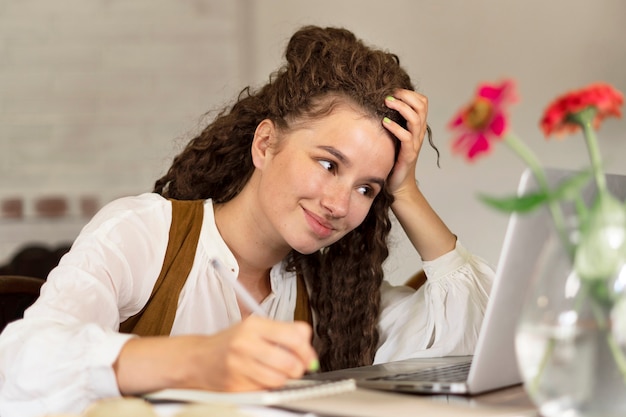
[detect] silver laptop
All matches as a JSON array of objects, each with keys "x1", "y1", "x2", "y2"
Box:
[{"x1": 307, "y1": 167, "x2": 626, "y2": 395}]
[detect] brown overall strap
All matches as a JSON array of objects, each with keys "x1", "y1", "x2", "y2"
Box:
[
  {"x1": 294, "y1": 270, "x2": 312, "y2": 325},
  {"x1": 119, "y1": 198, "x2": 312, "y2": 335},
  {"x1": 119, "y1": 199, "x2": 204, "y2": 336}
]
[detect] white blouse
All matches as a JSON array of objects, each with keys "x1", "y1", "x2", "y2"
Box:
[{"x1": 0, "y1": 193, "x2": 494, "y2": 417}]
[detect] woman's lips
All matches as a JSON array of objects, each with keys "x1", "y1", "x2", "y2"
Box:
[{"x1": 303, "y1": 208, "x2": 334, "y2": 239}]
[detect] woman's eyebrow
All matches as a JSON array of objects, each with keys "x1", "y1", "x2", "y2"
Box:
[
  {"x1": 368, "y1": 177, "x2": 386, "y2": 189},
  {"x1": 318, "y1": 145, "x2": 385, "y2": 188},
  {"x1": 319, "y1": 145, "x2": 350, "y2": 166}
]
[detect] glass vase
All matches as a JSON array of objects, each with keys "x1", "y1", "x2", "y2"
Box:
[{"x1": 515, "y1": 220, "x2": 626, "y2": 417}]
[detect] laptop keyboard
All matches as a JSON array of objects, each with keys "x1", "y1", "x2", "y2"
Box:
[{"x1": 367, "y1": 361, "x2": 472, "y2": 383}]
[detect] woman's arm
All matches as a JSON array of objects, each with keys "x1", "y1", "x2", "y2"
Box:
[
  {"x1": 375, "y1": 242, "x2": 494, "y2": 362},
  {"x1": 0, "y1": 195, "x2": 168, "y2": 416},
  {"x1": 390, "y1": 184, "x2": 457, "y2": 261},
  {"x1": 0, "y1": 195, "x2": 317, "y2": 417},
  {"x1": 383, "y1": 90, "x2": 457, "y2": 261},
  {"x1": 377, "y1": 90, "x2": 495, "y2": 362},
  {"x1": 114, "y1": 317, "x2": 316, "y2": 394}
]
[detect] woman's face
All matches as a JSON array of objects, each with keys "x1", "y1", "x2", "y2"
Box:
[{"x1": 252, "y1": 102, "x2": 396, "y2": 255}]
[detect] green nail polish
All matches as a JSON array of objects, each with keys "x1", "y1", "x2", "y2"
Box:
[
  {"x1": 383, "y1": 117, "x2": 391, "y2": 124},
  {"x1": 308, "y1": 359, "x2": 320, "y2": 372},
  {"x1": 386, "y1": 96, "x2": 395, "y2": 101}
]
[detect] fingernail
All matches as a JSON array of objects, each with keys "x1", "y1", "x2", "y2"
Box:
[
  {"x1": 308, "y1": 359, "x2": 320, "y2": 373},
  {"x1": 383, "y1": 117, "x2": 391, "y2": 124},
  {"x1": 386, "y1": 96, "x2": 395, "y2": 101}
]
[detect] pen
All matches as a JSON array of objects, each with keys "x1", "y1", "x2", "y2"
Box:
[
  {"x1": 213, "y1": 259, "x2": 321, "y2": 373},
  {"x1": 211, "y1": 259, "x2": 267, "y2": 317}
]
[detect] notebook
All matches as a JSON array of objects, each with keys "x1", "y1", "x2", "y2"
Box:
[
  {"x1": 144, "y1": 378, "x2": 357, "y2": 406},
  {"x1": 306, "y1": 167, "x2": 626, "y2": 396}
]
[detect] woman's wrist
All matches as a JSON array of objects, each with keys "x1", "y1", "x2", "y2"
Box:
[
  {"x1": 114, "y1": 336, "x2": 197, "y2": 395},
  {"x1": 391, "y1": 185, "x2": 457, "y2": 261}
]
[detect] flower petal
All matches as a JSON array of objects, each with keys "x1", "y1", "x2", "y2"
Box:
[
  {"x1": 467, "y1": 133, "x2": 492, "y2": 160},
  {"x1": 452, "y1": 132, "x2": 492, "y2": 161},
  {"x1": 478, "y1": 79, "x2": 518, "y2": 105},
  {"x1": 447, "y1": 112, "x2": 466, "y2": 129},
  {"x1": 488, "y1": 112, "x2": 508, "y2": 137}
]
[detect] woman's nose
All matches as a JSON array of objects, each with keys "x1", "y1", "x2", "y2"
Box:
[{"x1": 321, "y1": 183, "x2": 350, "y2": 218}]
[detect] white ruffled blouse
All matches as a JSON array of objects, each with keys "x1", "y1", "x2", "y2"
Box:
[{"x1": 0, "y1": 193, "x2": 494, "y2": 416}]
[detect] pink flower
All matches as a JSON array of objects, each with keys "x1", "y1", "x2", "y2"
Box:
[
  {"x1": 448, "y1": 79, "x2": 518, "y2": 161},
  {"x1": 540, "y1": 83, "x2": 624, "y2": 138}
]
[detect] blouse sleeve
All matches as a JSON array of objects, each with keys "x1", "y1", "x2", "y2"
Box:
[
  {"x1": 374, "y1": 241, "x2": 494, "y2": 364},
  {"x1": 0, "y1": 194, "x2": 170, "y2": 417}
]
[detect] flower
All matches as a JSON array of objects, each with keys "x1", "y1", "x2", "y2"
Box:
[
  {"x1": 448, "y1": 79, "x2": 626, "y2": 279},
  {"x1": 449, "y1": 80, "x2": 626, "y2": 398},
  {"x1": 448, "y1": 79, "x2": 517, "y2": 161},
  {"x1": 541, "y1": 83, "x2": 624, "y2": 137},
  {"x1": 539, "y1": 84, "x2": 626, "y2": 288}
]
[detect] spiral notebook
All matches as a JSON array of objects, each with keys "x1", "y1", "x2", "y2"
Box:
[{"x1": 143, "y1": 378, "x2": 356, "y2": 406}]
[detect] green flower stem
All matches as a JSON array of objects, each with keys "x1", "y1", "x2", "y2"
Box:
[
  {"x1": 504, "y1": 134, "x2": 572, "y2": 257},
  {"x1": 569, "y1": 109, "x2": 626, "y2": 385},
  {"x1": 570, "y1": 107, "x2": 608, "y2": 195},
  {"x1": 588, "y1": 294, "x2": 626, "y2": 386},
  {"x1": 528, "y1": 338, "x2": 554, "y2": 396},
  {"x1": 573, "y1": 195, "x2": 589, "y2": 223}
]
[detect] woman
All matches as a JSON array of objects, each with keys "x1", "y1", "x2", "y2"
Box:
[{"x1": 0, "y1": 25, "x2": 493, "y2": 416}]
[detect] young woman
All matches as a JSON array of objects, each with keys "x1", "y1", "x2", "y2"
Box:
[{"x1": 0, "y1": 25, "x2": 493, "y2": 416}]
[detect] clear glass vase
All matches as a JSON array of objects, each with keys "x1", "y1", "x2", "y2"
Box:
[{"x1": 515, "y1": 220, "x2": 626, "y2": 417}]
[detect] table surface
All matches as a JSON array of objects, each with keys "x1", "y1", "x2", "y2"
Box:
[
  {"x1": 151, "y1": 384, "x2": 539, "y2": 417},
  {"x1": 441, "y1": 383, "x2": 536, "y2": 408},
  {"x1": 278, "y1": 383, "x2": 539, "y2": 417}
]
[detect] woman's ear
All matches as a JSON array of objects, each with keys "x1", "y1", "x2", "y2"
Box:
[{"x1": 251, "y1": 119, "x2": 276, "y2": 169}]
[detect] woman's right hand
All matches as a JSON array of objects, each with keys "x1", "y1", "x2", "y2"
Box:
[{"x1": 114, "y1": 316, "x2": 318, "y2": 394}]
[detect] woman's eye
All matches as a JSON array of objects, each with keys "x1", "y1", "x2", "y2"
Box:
[
  {"x1": 318, "y1": 160, "x2": 336, "y2": 172},
  {"x1": 357, "y1": 185, "x2": 374, "y2": 197}
]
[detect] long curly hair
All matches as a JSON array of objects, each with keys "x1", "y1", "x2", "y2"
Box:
[{"x1": 154, "y1": 25, "x2": 422, "y2": 371}]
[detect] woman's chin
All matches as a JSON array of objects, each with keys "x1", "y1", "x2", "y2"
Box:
[{"x1": 290, "y1": 236, "x2": 342, "y2": 255}]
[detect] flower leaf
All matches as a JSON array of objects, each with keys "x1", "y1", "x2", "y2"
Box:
[
  {"x1": 477, "y1": 191, "x2": 549, "y2": 213},
  {"x1": 551, "y1": 170, "x2": 593, "y2": 201}
]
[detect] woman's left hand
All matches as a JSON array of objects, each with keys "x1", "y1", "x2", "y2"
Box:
[
  {"x1": 381, "y1": 89, "x2": 456, "y2": 260},
  {"x1": 382, "y1": 89, "x2": 429, "y2": 198}
]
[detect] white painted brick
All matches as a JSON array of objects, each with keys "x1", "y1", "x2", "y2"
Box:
[
  {"x1": 0, "y1": 0, "x2": 245, "y2": 258},
  {"x1": 0, "y1": 70, "x2": 55, "y2": 98},
  {"x1": 3, "y1": 42, "x2": 102, "y2": 69}
]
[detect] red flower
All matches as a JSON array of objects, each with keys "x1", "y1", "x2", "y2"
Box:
[
  {"x1": 448, "y1": 79, "x2": 518, "y2": 161},
  {"x1": 540, "y1": 83, "x2": 624, "y2": 138}
]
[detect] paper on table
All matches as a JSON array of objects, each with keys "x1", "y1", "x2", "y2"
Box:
[
  {"x1": 144, "y1": 379, "x2": 356, "y2": 406},
  {"x1": 153, "y1": 403, "x2": 317, "y2": 417}
]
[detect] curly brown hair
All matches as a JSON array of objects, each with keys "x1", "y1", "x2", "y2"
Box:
[{"x1": 154, "y1": 25, "x2": 430, "y2": 371}]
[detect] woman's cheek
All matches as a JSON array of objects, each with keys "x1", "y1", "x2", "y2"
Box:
[{"x1": 348, "y1": 199, "x2": 374, "y2": 229}]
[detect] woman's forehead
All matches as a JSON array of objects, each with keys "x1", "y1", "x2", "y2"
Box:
[{"x1": 284, "y1": 94, "x2": 373, "y2": 126}]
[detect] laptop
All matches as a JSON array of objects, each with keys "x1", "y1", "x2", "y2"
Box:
[{"x1": 307, "y1": 167, "x2": 626, "y2": 396}]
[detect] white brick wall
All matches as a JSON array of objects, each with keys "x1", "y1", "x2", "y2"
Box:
[
  {"x1": 0, "y1": 0, "x2": 249, "y2": 262},
  {"x1": 3, "y1": 0, "x2": 625, "y2": 281}
]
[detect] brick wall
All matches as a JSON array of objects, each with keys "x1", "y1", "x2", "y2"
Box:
[{"x1": 0, "y1": 0, "x2": 249, "y2": 263}]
